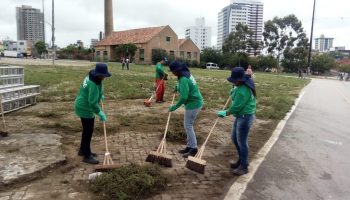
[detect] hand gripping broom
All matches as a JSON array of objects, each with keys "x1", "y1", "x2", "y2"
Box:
[
  {"x1": 144, "y1": 77, "x2": 165, "y2": 107},
  {"x1": 94, "y1": 102, "x2": 119, "y2": 172},
  {"x1": 145, "y1": 93, "x2": 176, "y2": 167},
  {"x1": 185, "y1": 96, "x2": 232, "y2": 174}
]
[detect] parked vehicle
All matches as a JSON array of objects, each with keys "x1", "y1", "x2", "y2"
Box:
[
  {"x1": 206, "y1": 62, "x2": 219, "y2": 69},
  {"x1": 4, "y1": 50, "x2": 23, "y2": 58}
]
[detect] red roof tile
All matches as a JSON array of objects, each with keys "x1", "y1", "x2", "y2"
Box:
[{"x1": 96, "y1": 26, "x2": 166, "y2": 46}]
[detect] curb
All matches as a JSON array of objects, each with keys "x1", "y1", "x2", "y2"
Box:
[{"x1": 223, "y1": 81, "x2": 311, "y2": 200}]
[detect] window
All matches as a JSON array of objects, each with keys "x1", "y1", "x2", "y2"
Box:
[
  {"x1": 103, "y1": 51, "x2": 108, "y2": 56},
  {"x1": 96, "y1": 51, "x2": 100, "y2": 56},
  {"x1": 194, "y1": 52, "x2": 197, "y2": 60},
  {"x1": 180, "y1": 51, "x2": 184, "y2": 59},
  {"x1": 139, "y1": 49, "x2": 145, "y2": 61},
  {"x1": 20, "y1": 42, "x2": 24, "y2": 45},
  {"x1": 187, "y1": 52, "x2": 191, "y2": 60},
  {"x1": 169, "y1": 51, "x2": 175, "y2": 56},
  {"x1": 166, "y1": 36, "x2": 171, "y2": 42}
]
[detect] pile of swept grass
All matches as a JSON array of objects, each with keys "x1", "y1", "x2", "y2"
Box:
[{"x1": 90, "y1": 163, "x2": 167, "y2": 200}]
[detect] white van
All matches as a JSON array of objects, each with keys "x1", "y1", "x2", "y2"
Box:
[{"x1": 206, "y1": 62, "x2": 219, "y2": 69}]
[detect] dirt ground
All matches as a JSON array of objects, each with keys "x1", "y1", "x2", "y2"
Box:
[{"x1": 0, "y1": 99, "x2": 276, "y2": 200}]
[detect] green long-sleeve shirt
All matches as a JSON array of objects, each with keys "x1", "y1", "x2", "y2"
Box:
[
  {"x1": 173, "y1": 75, "x2": 203, "y2": 110},
  {"x1": 155, "y1": 62, "x2": 165, "y2": 79},
  {"x1": 75, "y1": 76, "x2": 103, "y2": 118},
  {"x1": 228, "y1": 84, "x2": 256, "y2": 116}
]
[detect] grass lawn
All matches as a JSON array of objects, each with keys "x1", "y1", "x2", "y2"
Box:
[
  {"x1": 1, "y1": 62, "x2": 310, "y2": 200},
  {"x1": 24, "y1": 63, "x2": 310, "y2": 121}
]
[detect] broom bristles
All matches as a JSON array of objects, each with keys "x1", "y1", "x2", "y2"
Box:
[
  {"x1": 185, "y1": 156, "x2": 206, "y2": 174},
  {"x1": 145, "y1": 151, "x2": 159, "y2": 163},
  {"x1": 158, "y1": 154, "x2": 173, "y2": 167}
]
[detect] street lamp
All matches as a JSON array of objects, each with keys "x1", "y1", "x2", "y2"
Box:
[
  {"x1": 307, "y1": 0, "x2": 316, "y2": 75},
  {"x1": 51, "y1": 0, "x2": 55, "y2": 65}
]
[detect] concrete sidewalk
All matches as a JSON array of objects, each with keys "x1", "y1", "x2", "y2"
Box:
[{"x1": 226, "y1": 79, "x2": 350, "y2": 200}]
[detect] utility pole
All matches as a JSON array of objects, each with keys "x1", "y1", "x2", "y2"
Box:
[
  {"x1": 307, "y1": 0, "x2": 316, "y2": 75},
  {"x1": 52, "y1": 0, "x2": 55, "y2": 65}
]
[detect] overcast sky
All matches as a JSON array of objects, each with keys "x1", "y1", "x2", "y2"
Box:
[{"x1": 0, "y1": 0, "x2": 349, "y2": 49}]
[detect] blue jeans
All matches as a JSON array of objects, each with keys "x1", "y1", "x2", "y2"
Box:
[
  {"x1": 184, "y1": 108, "x2": 201, "y2": 148},
  {"x1": 231, "y1": 114, "x2": 255, "y2": 167}
]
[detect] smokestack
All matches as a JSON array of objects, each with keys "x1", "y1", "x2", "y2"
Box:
[{"x1": 104, "y1": 0, "x2": 114, "y2": 38}]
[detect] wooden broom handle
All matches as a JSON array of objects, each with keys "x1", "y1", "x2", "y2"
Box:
[
  {"x1": 162, "y1": 93, "x2": 176, "y2": 140},
  {"x1": 156, "y1": 93, "x2": 176, "y2": 153},
  {"x1": 148, "y1": 76, "x2": 165, "y2": 101},
  {"x1": 197, "y1": 96, "x2": 232, "y2": 158},
  {"x1": 101, "y1": 103, "x2": 109, "y2": 153}
]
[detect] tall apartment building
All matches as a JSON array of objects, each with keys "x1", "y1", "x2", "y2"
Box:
[
  {"x1": 185, "y1": 17, "x2": 212, "y2": 50},
  {"x1": 217, "y1": 0, "x2": 263, "y2": 55},
  {"x1": 16, "y1": 5, "x2": 45, "y2": 43},
  {"x1": 315, "y1": 34, "x2": 334, "y2": 52}
]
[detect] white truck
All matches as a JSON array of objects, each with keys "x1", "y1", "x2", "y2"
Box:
[{"x1": 4, "y1": 50, "x2": 23, "y2": 58}]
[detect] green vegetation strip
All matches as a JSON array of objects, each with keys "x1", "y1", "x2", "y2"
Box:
[
  {"x1": 24, "y1": 63, "x2": 309, "y2": 121},
  {"x1": 89, "y1": 164, "x2": 167, "y2": 200}
]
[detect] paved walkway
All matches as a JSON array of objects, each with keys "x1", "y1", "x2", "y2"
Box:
[{"x1": 236, "y1": 79, "x2": 350, "y2": 200}]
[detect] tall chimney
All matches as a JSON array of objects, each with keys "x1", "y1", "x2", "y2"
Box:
[{"x1": 104, "y1": 0, "x2": 114, "y2": 38}]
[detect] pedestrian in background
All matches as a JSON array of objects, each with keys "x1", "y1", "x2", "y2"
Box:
[
  {"x1": 168, "y1": 61, "x2": 204, "y2": 158},
  {"x1": 74, "y1": 63, "x2": 111, "y2": 164},
  {"x1": 126, "y1": 58, "x2": 130, "y2": 70},
  {"x1": 121, "y1": 57, "x2": 125, "y2": 70},
  {"x1": 245, "y1": 65, "x2": 253, "y2": 78},
  {"x1": 155, "y1": 57, "x2": 168, "y2": 103},
  {"x1": 217, "y1": 66, "x2": 256, "y2": 176}
]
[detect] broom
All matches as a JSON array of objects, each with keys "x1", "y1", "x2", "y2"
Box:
[
  {"x1": 145, "y1": 93, "x2": 176, "y2": 167},
  {"x1": 0, "y1": 96, "x2": 8, "y2": 137},
  {"x1": 144, "y1": 76, "x2": 165, "y2": 107},
  {"x1": 185, "y1": 96, "x2": 232, "y2": 174},
  {"x1": 94, "y1": 102, "x2": 119, "y2": 172}
]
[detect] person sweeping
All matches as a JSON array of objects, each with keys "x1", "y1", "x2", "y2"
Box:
[
  {"x1": 75, "y1": 63, "x2": 111, "y2": 164},
  {"x1": 217, "y1": 66, "x2": 256, "y2": 176},
  {"x1": 155, "y1": 57, "x2": 168, "y2": 103},
  {"x1": 168, "y1": 61, "x2": 203, "y2": 158}
]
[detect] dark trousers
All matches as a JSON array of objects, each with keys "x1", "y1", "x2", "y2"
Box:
[{"x1": 79, "y1": 117, "x2": 95, "y2": 157}]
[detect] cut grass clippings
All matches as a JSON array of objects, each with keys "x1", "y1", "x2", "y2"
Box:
[{"x1": 90, "y1": 163, "x2": 167, "y2": 200}]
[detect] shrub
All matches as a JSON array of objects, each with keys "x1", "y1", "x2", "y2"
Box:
[{"x1": 90, "y1": 163, "x2": 167, "y2": 200}]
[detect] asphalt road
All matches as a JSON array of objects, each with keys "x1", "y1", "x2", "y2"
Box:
[{"x1": 241, "y1": 78, "x2": 350, "y2": 200}]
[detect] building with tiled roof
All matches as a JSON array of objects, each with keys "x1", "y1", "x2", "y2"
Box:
[{"x1": 94, "y1": 25, "x2": 200, "y2": 64}]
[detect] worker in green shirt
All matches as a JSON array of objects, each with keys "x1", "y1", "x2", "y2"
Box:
[
  {"x1": 75, "y1": 63, "x2": 111, "y2": 164},
  {"x1": 155, "y1": 57, "x2": 168, "y2": 103},
  {"x1": 217, "y1": 67, "x2": 256, "y2": 176},
  {"x1": 168, "y1": 61, "x2": 204, "y2": 158}
]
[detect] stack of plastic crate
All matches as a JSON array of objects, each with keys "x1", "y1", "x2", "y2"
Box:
[{"x1": 0, "y1": 66, "x2": 40, "y2": 113}]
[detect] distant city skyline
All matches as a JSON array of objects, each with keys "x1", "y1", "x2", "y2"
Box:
[{"x1": 0, "y1": 0, "x2": 349, "y2": 49}]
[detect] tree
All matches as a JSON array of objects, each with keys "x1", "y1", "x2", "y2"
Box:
[
  {"x1": 311, "y1": 54, "x2": 336, "y2": 74},
  {"x1": 115, "y1": 43, "x2": 138, "y2": 60},
  {"x1": 222, "y1": 23, "x2": 252, "y2": 54},
  {"x1": 281, "y1": 47, "x2": 308, "y2": 72},
  {"x1": 151, "y1": 49, "x2": 168, "y2": 64},
  {"x1": 34, "y1": 41, "x2": 47, "y2": 55},
  {"x1": 263, "y1": 15, "x2": 309, "y2": 67},
  {"x1": 200, "y1": 47, "x2": 222, "y2": 65}
]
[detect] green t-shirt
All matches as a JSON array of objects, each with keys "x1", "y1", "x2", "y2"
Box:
[
  {"x1": 155, "y1": 62, "x2": 165, "y2": 79},
  {"x1": 228, "y1": 84, "x2": 256, "y2": 116},
  {"x1": 74, "y1": 76, "x2": 103, "y2": 118},
  {"x1": 173, "y1": 75, "x2": 203, "y2": 110}
]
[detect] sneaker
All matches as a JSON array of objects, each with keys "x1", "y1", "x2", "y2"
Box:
[
  {"x1": 83, "y1": 155, "x2": 99, "y2": 164},
  {"x1": 178, "y1": 147, "x2": 191, "y2": 154},
  {"x1": 78, "y1": 149, "x2": 97, "y2": 157},
  {"x1": 183, "y1": 148, "x2": 198, "y2": 158},
  {"x1": 230, "y1": 160, "x2": 240, "y2": 169},
  {"x1": 232, "y1": 166, "x2": 249, "y2": 176}
]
